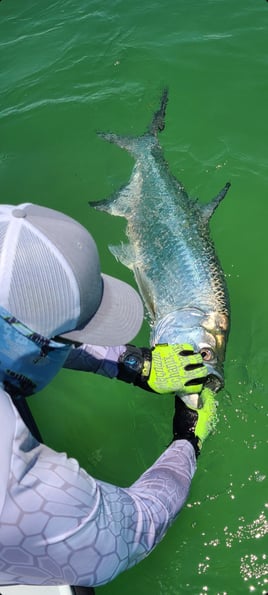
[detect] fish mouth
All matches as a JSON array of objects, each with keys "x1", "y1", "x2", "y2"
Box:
[
  {"x1": 204, "y1": 364, "x2": 224, "y2": 392},
  {"x1": 151, "y1": 309, "x2": 227, "y2": 393}
]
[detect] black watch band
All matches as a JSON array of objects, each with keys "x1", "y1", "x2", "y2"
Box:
[{"x1": 118, "y1": 345, "x2": 151, "y2": 385}]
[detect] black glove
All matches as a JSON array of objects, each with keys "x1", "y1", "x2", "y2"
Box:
[{"x1": 172, "y1": 388, "x2": 217, "y2": 457}]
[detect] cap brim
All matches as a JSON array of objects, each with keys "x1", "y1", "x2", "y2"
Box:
[{"x1": 60, "y1": 274, "x2": 144, "y2": 346}]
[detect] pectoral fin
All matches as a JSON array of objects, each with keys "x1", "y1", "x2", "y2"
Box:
[
  {"x1": 134, "y1": 266, "x2": 156, "y2": 319},
  {"x1": 109, "y1": 243, "x2": 135, "y2": 269}
]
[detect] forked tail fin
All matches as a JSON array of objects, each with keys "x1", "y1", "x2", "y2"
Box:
[
  {"x1": 95, "y1": 88, "x2": 169, "y2": 158},
  {"x1": 148, "y1": 88, "x2": 169, "y2": 136}
]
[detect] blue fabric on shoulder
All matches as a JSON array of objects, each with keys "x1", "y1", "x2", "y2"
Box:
[{"x1": 0, "y1": 306, "x2": 71, "y2": 396}]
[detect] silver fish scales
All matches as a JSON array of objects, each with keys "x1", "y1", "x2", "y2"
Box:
[{"x1": 90, "y1": 89, "x2": 230, "y2": 396}]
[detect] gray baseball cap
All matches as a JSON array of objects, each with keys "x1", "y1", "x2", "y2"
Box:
[{"x1": 0, "y1": 203, "x2": 144, "y2": 345}]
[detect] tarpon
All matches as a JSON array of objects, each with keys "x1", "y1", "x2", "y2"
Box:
[{"x1": 90, "y1": 89, "x2": 230, "y2": 395}]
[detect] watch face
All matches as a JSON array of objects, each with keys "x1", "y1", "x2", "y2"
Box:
[{"x1": 123, "y1": 351, "x2": 143, "y2": 373}]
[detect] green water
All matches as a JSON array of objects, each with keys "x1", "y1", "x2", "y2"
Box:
[{"x1": 1, "y1": 0, "x2": 267, "y2": 593}]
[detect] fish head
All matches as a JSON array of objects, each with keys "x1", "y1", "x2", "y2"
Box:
[
  {"x1": 200, "y1": 311, "x2": 229, "y2": 390},
  {"x1": 151, "y1": 308, "x2": 229, "y2": 392}
]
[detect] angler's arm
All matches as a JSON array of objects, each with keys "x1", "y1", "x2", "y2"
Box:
[
  {"x1": 64, "y1": 343, "x2": 207, "y2": 396},
  {"x1": 63, "y1": 343, "x2": 124, "y2": 378},
  {"x1": 0, "y1": 388, "x2": 196, "y2": 587}
]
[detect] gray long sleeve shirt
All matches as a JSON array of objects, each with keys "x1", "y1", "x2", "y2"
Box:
[{"x1": 0, "y1": 344, "x2": 196, "y2": 587}]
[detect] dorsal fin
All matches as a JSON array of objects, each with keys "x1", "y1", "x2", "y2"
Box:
[{"x1": 201, "y1": 182, "x2": 231, "y2": 222}]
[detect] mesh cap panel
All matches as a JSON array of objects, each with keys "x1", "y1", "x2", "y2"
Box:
[
  {"x1": 9, "y1": 225, "x2": 78, "y2": 337},
  {"x1": 0, "y1": 203, "x2": 143, "y2": 345}
]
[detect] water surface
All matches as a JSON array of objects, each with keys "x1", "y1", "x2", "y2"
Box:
[{"x1": 0, "y1": 1, "x2": 267, "y2": 593}]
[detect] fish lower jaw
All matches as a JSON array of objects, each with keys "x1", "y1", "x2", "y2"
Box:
[{"x1": 180, "y1": 393, "x2": 203, "y2": 409}]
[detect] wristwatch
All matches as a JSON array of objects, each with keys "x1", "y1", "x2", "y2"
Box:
[{"x1": 118, "y1": 345, "x2": 151, "y2": 384}]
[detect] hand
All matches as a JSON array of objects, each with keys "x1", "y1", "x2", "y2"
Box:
[
  {"x1": 172, "y1": 387, "x2": 218, "y2": 457},
  {"x1": 147, "y1": 343, "x2": 207, "y2": 395}
]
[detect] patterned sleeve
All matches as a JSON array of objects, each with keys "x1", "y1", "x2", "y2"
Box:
[
  {"x1": 0, "y1": 388, "x2": 196, "y2": 587},
  {"x1": 63, "y1": 344, "x2": 126, "y2": 378}
]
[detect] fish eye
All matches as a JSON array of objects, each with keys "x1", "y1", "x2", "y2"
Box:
[{"x1": 200, "y1": 347, "x2": 214, "y2": 361}]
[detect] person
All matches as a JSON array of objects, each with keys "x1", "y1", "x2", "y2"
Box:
[{"x1": 0, "y1": 202, "x2": 217, "y2": 589}]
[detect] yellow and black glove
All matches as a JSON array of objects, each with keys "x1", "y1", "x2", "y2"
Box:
[
  {"x1": 118, "y1": 343, "x2": 207, "y2": 395},
  {"x1": 172, "y1": 387, "x2": 218, "y2": 457}
]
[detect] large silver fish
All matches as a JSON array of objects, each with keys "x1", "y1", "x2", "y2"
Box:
[{"x1": 90, "y1": 89, "x2": 230, "y2": 396}]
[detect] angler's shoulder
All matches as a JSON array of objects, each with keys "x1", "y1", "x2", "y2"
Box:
[{"x1": 0, "y1": 387, "x2": 18, "y2": 514}]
